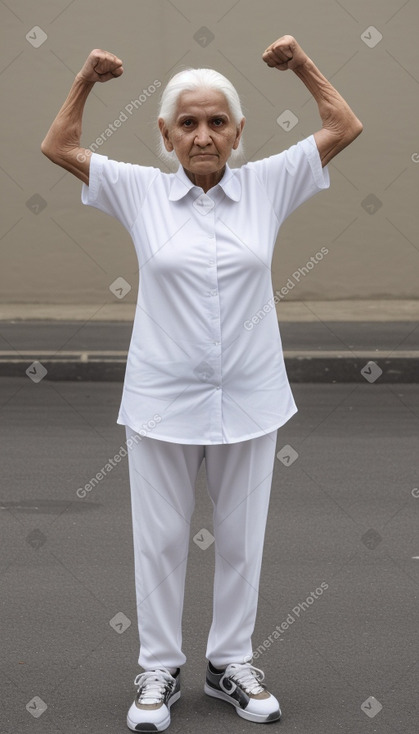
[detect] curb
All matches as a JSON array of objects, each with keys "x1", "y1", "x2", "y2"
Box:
[{"x1": 2, "y1": 354, "x2": 417, "y2": 383}]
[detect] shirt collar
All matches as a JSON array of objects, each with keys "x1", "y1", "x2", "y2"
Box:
[{"x1": 168, "y1": 161, "x2": 241, "y2": 202}]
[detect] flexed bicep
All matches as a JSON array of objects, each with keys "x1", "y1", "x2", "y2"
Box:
[{"x1": 41, "y1": 49, "x2": 124, "y2": 184}]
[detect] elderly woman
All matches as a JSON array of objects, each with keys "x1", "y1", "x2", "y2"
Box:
[{"x1": 42, "y1": 35, "x2": 362, "y2": 732}]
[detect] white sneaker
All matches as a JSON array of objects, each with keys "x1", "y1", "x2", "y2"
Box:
[
  {"x1": 127, "y1": 667, "x2": 180, "y2": 732},
  {"x1": 204, "y1": 661, "x2": 281, "y2": 723}
]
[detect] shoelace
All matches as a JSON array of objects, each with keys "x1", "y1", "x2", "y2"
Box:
[
  {"x1": 134, "y1": 668, "x2": 175, "y2": 705},
  {"x1": 224, "y1": 663, "x2": 266, "y2": 695}
]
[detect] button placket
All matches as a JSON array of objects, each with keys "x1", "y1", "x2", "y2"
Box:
[
  {"x1": 193, "y1": 193, "x2": 215, "y2": 216},
  {"x1": 195, "y1": 194, "x2": 222, "y2": 393}
]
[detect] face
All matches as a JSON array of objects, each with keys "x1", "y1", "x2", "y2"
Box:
[{"x1": 158, "y1": 88, "x2": 245, "y2": 187}]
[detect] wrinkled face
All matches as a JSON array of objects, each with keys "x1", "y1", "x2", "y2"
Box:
[{"x1": 158, "y1": 88, "x2": 245, "y2": 179}]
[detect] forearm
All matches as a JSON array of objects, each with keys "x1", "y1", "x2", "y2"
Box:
[
  {"x1": 41, "y1": 74, "x2": 94, "y2": 164},
  {"x1": 262, "y1": 35, "x2": 363, "y2": 165},
  {"x1": 294, "y1": 57, "x2": 363, "y2": 147},
  {"x1": 41, "y1": 49, "x2": 123, "y2": 183}
]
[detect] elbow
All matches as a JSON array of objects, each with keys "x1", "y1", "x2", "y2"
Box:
[
  {"x1": 339, "y1": 117, "x2": 363, "y2": 148},
  {"x1": 41, "y1": 138, "x2": 53, "y2": 159},
  {"x1": 352, "y1": 117, "x2": 363, "y2": 138},
  {"x1": 41, "y1": 138, "x2": 61, "y2": 164},
  {"x1": 347, "y1": 114, "x2": 363, "y2": 142}
]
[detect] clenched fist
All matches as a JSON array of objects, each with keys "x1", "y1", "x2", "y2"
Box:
[
  {"x1": 262, "y1": 35, "x2": 308, "y2": 71},
  {"x1": 77, "y1": 49, "x2": 123, "y2": 83}
]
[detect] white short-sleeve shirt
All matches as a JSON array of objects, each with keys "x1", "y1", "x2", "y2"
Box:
[{"x1": 81, "y1": 134, "x2": 330, "y2": 444}]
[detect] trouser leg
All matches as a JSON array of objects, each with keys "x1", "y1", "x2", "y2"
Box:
[
  {"x1": 204, "y1": 430, "x2": 278, "y2": 668},
  {"x1": 125, "y1": 426, "x2": 204, "y2": 670}
]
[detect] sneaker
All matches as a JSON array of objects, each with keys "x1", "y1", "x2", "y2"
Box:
[
  {"x1": 127, "y1": 667, "x2": 180, "y2": 732},
  {"x1": 204, "y1": 661, "x2": 281, "y2": 723}
]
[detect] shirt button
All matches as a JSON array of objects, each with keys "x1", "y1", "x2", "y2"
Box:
[
  {"x1": 193, "y1": 194, "x2": 215, "y2": 214},
  {"x1": 208, "y1": 259, "x2": 215, "y2": 265},
  {"x1": 216, "y1": 385, "x2": 221, "y2": 390},
  {"x1": 214, "y1": 341, "x2": 220, "y2": 345},
  {"x1": 210, "y1": 289, "x2": 218, "y2": 296}
]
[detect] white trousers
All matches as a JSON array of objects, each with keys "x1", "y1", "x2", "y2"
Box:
[{"x1": 125, "y1": 425, "x2": 278, "y2": 671}]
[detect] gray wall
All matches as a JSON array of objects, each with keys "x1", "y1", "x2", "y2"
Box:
[{"x1": 1, "y1": 0, "x2": 418, "y2": 306}]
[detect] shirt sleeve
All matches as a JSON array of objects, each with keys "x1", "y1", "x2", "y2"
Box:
[
  {"x1": 245, "y1": 134, "x2": 330, "y2": 225},
  {"x1": 81, "y1": 153, "x2": 160, "y2": 232}
]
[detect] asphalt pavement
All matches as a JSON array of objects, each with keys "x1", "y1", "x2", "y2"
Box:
[
  {"x1": 1, "y1": 377, "x2": 418, "y2": 734},
  {"x1": 0, "y1": 317, "x2": 418, "y2": 382}
]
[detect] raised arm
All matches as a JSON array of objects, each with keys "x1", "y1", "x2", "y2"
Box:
[
  {"x1": 262, "y1": 35, "x2": 363, "y2": 166},
  {"x1": 41, "y1": 49, "x2": 123, "y2": 185}
]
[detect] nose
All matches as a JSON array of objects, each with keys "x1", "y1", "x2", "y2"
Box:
[{"x1": 194, "y1": 123, "x2": 212, "y2": 146}]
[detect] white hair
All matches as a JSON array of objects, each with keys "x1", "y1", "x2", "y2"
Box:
[{"x1": 156, "y1": 67, "x2": 246, "y2": 171}]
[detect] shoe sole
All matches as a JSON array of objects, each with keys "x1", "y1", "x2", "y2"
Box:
[
  {"x1": 204, "y1": 682, "x2": 281, "y2": 723},
  {"x1": 126, "y1": 690, "x2": 181, "y2": 732}
]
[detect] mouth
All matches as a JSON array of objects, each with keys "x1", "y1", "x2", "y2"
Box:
[{"x1": 193, "y1": 153, "x2": 217, "y2": 157}]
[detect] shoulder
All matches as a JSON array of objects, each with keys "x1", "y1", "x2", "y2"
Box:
[
  {"x1": 89, "y1": 152, "x2": 162, "y2": 180},
  {"x1": 239, "y1": 135, "x2": 319, "y2": 173},
  {"x1": 236, "y1": 135, "x2": 327, "y2": 192}
]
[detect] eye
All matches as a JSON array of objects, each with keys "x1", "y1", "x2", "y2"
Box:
[
  {"x1": 212, "y1": 118, "x2": 225, "y2": 126},
  {"x1": 182, "y1": 119, "x2": 194, "y2": 127}
]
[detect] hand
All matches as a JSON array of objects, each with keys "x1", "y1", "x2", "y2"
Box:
[
  {"x1": 262, "y1": 35, "x2": 308, "y2": 71},
  {"x1": 77, "y1": 49, "x2": 124, "y2": 83}
]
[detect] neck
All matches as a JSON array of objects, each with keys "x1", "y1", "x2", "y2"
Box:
[{"x1": 184, "y1": 165, "x2": 226, "y2": 193}]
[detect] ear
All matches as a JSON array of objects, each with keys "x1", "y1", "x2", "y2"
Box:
[
  {"x1": 232, "y1": 117, "x2": 246, "y2": 150},
  {"x1": 158, "y1": 118, "x2": 174, "y2": 152}
]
